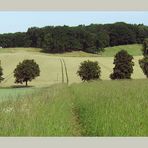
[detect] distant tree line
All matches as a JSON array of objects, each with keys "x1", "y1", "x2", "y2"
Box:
[{"x1": 0, "y1": 22, "x2": 148, "y2": 53}]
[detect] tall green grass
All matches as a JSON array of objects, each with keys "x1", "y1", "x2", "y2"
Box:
[
  {"x1": 70, "y1": 79, "x2": 148, "y2": 136},
  {"x1": 0, "y1": 87, "x2": 36, "y2": 101},
  {"x1": 0, "y1": 85, "x2": 80, "y2": 136},
  {"x1": 0, "y1": 79, "x2": 148, "y2": 136}
]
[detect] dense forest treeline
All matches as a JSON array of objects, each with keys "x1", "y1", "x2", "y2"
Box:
[{"x1": 0, "y1": 22, "x2": 148, "y2": 53}]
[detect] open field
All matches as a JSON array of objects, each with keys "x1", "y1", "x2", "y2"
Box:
[
  {"x1": 0, "y1": 44, "x2": 142, "y2": 56},
  {"x1": 0, "y1": 44, "x2": 145, "y2": 87},
  {"x1": 0, "y1": 44, "x2": 147, "y2": 136},
  {"x1": 0, "y1": 80, "x2": 148, "y2": 136},
  {"x1": 45, "y1": 44, "x2": 142, "y2": 57},
  {"x1": 101, "y1": 44, "x2": 142, "y2": 57}
]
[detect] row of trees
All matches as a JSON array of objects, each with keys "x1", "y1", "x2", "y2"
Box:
[
  {"x1": 77, "y1": 50, "x2": 135, "y2": 81},
  {"x1": 0, "y1": 52, "x2": 135, "y2": 87},
  {"x1": 0, "y1": 22, "x2": 148, "y2": 53},
  {"x1": 77, "y1": 39, "x2": 148, "y2": 81},
  {"x1": 0, "y1": 51, "x2": 136, "y2": 86}
]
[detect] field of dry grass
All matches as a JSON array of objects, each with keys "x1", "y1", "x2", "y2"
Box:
[{"x1": 0, "y1": 44, "x2": 145, "y2": 87}]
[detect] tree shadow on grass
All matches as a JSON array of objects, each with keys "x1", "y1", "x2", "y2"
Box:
[
  {"x1": 0, "y1": 85, "x2": 34, "y2": 89},
  {"x1": 10, "y1": 85, "x2": 34, "y2": 89}
]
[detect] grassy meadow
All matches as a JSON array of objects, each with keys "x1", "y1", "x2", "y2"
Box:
[
  {"x1": 70, "y1": 79, "x2": 148, "y2": 136},
  {"x1": 0, "y1": 85, "x2": 79, "y2": 136},
  {"x1": 0, "y1": 80, "x2": 148, "y2": 136},
  {"x1": 101, "y1": 44, "x2": 142, "y2": 57},
  {"x1": 0, "y1": 44, "x2": 148, "y2": 136},
  {"x1": 0, "y1": 44, "x2": 145, "y2": 87}
]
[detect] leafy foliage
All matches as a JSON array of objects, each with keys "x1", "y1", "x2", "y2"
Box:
[
  {"x1": 139, "y1": 39, "x2": 148, "y2": 78},
  {"x1": 139, "y1": 57, "x2": 148, "y2": 78},
  {"x1": 142, "y1": 38, "x2": 148, "y2": 56},
  {"x1": 14, "y1": 60, "x2": 40, "y2": 86},
  {"x1": 109, "y1": 22, "x2": 136, "y2": 46},
  {"x1": 77, "y1": 60, "x2": 101, "y2": 81},
  {"x1": 110, "y1": 50, "x2": 134, "y2": 79},
  {"x1": 95, "y1": 30, "x2": 110, "y2": 52},
  {"x1": 0, "y1": 22, "x2": 148, "y2": 53}
]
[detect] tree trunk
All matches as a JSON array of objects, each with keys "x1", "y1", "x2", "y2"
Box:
[{"x1": 25, "y1": 81, "x2": 28, "y2": 87}]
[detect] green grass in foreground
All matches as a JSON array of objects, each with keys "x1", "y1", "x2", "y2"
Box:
[
  {"x1": 0, "y1": 79, "x2": 148, "y2": 136},
  {"x1": 0, "y1": 84, "x2": 80, "y2": 136},
  {"x1": 70, "y1": 79, "x2": 148, "y2": 136},
  {"x1": 0, "y1": 87, "x2": 37, "y2": 101}
]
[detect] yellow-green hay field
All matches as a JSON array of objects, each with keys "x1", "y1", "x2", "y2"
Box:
[
  {"x1": 0, "y1": 54, "x2": 145, "y2": 88},
  {"x1": 0, "y1": 47, "x2": 145, "y2": 87}
]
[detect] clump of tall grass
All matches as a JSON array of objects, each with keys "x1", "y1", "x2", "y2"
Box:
[
  {"x1": 0, "y1": 85, "x2": 78, "y2": 136},
  {"x1": 70, "y1": 79, "x2": 148, "y2": 136}
]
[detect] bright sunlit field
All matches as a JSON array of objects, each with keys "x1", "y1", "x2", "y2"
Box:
[
  {"x1": 0, "y1": 44, "x2": 145, "y2": 87},
  {"x1": 0, "y1": 44, "x2": 147, "y2": 136}
]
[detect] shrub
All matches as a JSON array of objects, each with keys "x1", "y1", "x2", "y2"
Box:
[
  {"x1": 110, "y1": 50, "x2": 134, "y2": 80},
  {"x1": 139, "y1": 38, "x2": 148, "y2": 78},
  {"x1": 142, "y1": 38, "x2": 148, "y2": 56},
  {"x1": 139, "y1": 56, "x2": 148, "y2": 78},
  {"x1": 14, "y1": 59, "x2": 40, "y2": 86},
  {"x1": 77, "y1": 60, "x2": 101, "y2": 81}
]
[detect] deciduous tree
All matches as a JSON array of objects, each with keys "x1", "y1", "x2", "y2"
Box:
[{"x1": 14, "y1": 59, "x2": 40, "y2": 86}]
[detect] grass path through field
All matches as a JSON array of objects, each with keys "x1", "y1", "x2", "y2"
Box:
[
  {"x1": 62, "y1": 59, "x2": 69, "y2": 85},
  {"x1": 68, "y1": 87, "x2": 82, "y2": 136},
  {"x1": 59, "y1": 58, "x2": 69, "y2": 84},
  {"x1": 60, "y1": 59, "x2": 64, "y2": 83}
]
